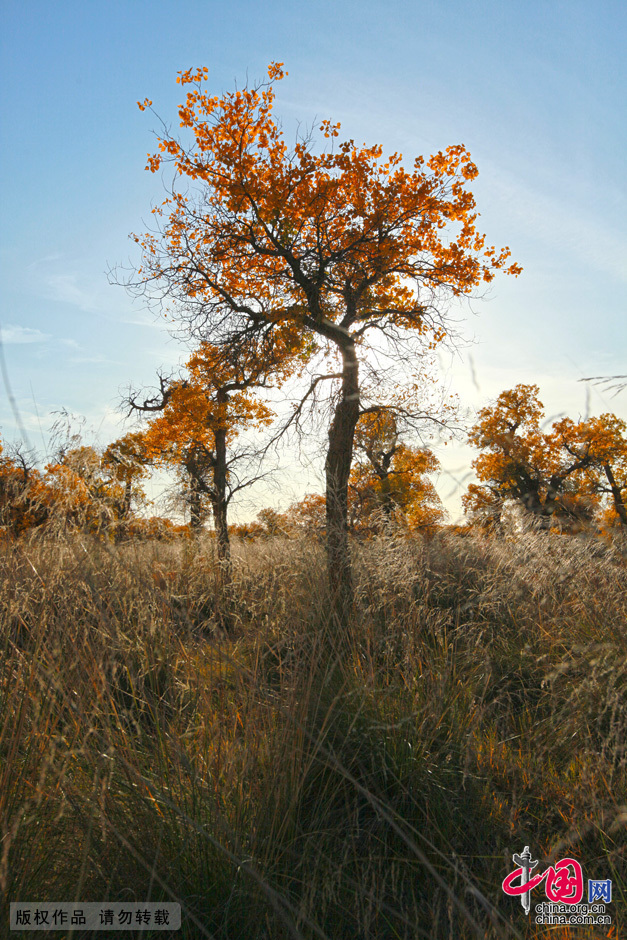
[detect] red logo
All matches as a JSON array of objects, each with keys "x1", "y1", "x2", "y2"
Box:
[{"x1": 503, "y1": 856, "x2": 583, "y2": 905}]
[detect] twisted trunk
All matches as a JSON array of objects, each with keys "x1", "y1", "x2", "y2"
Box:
[
  {"x1": 325, "y1": 341, "x2": 359, "y2": 620},
  {"x1": 212, "y1": 389, "x2": 232, "y2": 581},
  {"x1": 189, "y1": 474, "x2": 204, "y2": 531},
  {"x1": 604, "y1": 463, "x2": 627, "y2": 526}
]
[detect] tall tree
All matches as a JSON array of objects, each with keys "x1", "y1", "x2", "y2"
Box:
[{"x1": 125, "y1": 63, "x2": 521, "y2": 615}]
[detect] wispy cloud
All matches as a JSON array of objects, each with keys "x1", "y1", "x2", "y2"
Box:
[
  {"x1": 119, "y1": 306, "x2": 171, "y2": 330},
  {"x1": 26, "y1": 253, "x2": 64, "y2": 270},
  {"x1": 45, "y1": 274, "x2": 99, "y2": 312},
  {"x1": 485, "y1": 166, "x2": 627, "y2": 284},
  {"x1": 0, "y1": 324, "x2": 51, "y2": 344},
  {"x1": 69, "y1": 354, "x2": 119, "y2": 365},
  {"x1": 41, "y1": 268, "x2": 142, "y2": 325}
]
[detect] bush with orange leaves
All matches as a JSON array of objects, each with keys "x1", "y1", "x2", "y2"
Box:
[
  {"x1": 0, "y1": 439, "x2": 50, "y2": 537},
  {"x1": 0, "y1": 436, "x2": 151, "y2": 540}
]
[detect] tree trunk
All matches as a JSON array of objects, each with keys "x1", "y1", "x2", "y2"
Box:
[
  {"x1": 212, "y1": 393, "x2": 232, "y2": 581},
  {"x1": 604, "y1": 463, "x2": 627, "y2": 526},
  {"x1": 212, "y1": 495, "x2": 231, "y2": 565},
  {"x1": 189, "y1": 474, "x2": 204, "y2": 531},
  {"x1": 123, "y1": 477, "x2": 132, "y2": 519},
  {"x1": 210, "y1": 400, "x2": 233, "y2": 631},
  {"x1": 325, "y1": 341, "x2": 359, "y2": 620},
  {"x1": 376, "y1": 451, "x2": 395, "y2": 523}
]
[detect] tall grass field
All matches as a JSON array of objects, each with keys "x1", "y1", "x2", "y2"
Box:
[{"x1": 1, "y1": 528, "x2": 625, "y2": 939}]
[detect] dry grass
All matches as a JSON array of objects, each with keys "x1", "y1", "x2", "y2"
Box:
[{"x1": 1, "y1": 528, "x2": 625, "y2": 939}]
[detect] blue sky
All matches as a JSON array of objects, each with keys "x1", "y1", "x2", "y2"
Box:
[{"x1": 1, "y1": 0, "x2": 625, "y2": 520}]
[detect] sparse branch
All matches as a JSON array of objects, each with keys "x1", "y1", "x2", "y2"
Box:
[
  {"x1": 580, "y1": 374, "x2": 626, "y2": 398},
  {"x1": 125, "y1": 372, "x2": 179, "y2": 414}
]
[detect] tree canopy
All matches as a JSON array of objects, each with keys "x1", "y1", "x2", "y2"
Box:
[
  {"x1": 127, "y1": 62, "x2": 521, "y2": 613},
  {"x1": 464, "y1": 384, "x2": 627, "y2": 531}
]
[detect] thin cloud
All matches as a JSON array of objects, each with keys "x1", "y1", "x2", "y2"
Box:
[
  {"x1": 46, "y1": 274, "x2": 99, "y2": 312},
  {"x1": 487, "y1": 168, "x2": 627, "y2": 283},
  {"x1": 25, "y1": 253, "x2": 64, "y2": 270},
  {"x1": 120, "y1": 314, "x2": 167, "y2": 330},
  {"x1": 0, "y1": 325, "x2": 51, "y2": 344},
  {"x1": 69, "y1": 355, "x2": 118, "y2": 365}
]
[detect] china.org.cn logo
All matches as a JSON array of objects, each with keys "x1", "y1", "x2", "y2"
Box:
[{"x1": 502, "y1": 846, "x2": 613, "y2": 927}]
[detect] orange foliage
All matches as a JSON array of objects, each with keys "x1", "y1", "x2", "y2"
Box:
[
  {"x1": 102, "y1": 432, "x2": 150, "y2": 519},
  {"x1": 0, "y1": 435, "x2": 152, "y2": 540},
  {"x1": 349, "y1": 412, "x2": 444, "y2": 532},
  {"x1": 139, "y1": 339, "x2": 300, "y2": 538},
  {"x1": 130, "y1": 62, "x2": 521, "y2": 600},
  {"x1": 0, "y1": 439, "x2": 48, "y2": 536},
  {"x1": 135, "y1": 63, "x2": 521, "y2": 322},
  {"x1": 228, "y1": 520, "x2": 266, "y2": 540},
  {"x1": 43, "y1": 446, "x2": 134, "y2": 534},
  {"x1": 464, "y1": 384, "x2": 627, "y2": 530},
  {"x1": 282, "y1": 493, "x2": 327, "y2": 534},
  {"x1": 253, "y1": 494, "x2": 328, "y2": 538},
  {"x1": 141, "y1": 344, "x2": 277, "y2": 465},
  {"x1": 123, "y1": 516, "x2": 188, "y2": 541}
]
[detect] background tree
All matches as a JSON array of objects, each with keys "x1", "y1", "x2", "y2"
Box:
[
  {"x1": 552, "y1": 413, "x2": 627, "y2": 527},
  {"x1": 0, "y1": 439, "x2": 49, "y2": 536},
  {"x1": 42, "y1": 445, "x2": 129, "y2": 534},
  {"x1": 349, "y1": 411, "x2": 444, "y2": 531},
  {"x1": 463, "y1": 384, "x2": 627, "y2": 530},
  {"x1": 102, "y1": 432, "x2": 150, "y2": 524},
  {"x1": 126, "y1": 63, "x2": 521, "y2": 614},
  {"x1": 1, "y1": 431, "x2": 156, "y2": 540},
  {"x1": 238, "y1": 494, "x2": 328, "y2": 539},
  {"x1": 133, "y1": 337, "x2": 304, "y2": 565},
  {"x1": 281, "y1": 492, "x2": 328, "y2": 535}
]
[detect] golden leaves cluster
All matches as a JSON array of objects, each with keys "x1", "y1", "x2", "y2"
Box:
[
  {"x1": 133, "y1": 61, "x2": 522, "y2": 352},
  {"x1": 139, "y1": 338, "x2": 300, "y2": 472},
  {"x1": 464, "y1": 384, "x2": 627, "y2": 528}
]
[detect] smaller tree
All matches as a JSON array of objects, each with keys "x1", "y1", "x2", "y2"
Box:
[
  {"x1": 464, "y1": 384, "x2": 627, "y2": 531},
  {"x1": 102, "y1": 432, "x2": 150, "y2": 523},
  {"x1": 254, "y1": 493, "x2": 328, "y2": 538},
  {"x1": 349, "y1": 411, "x2": 444, "y2": 532},
  {"x1": 283, "y1": 493, "x2": 328, "y2": 535},
  {"x1": 138, "y1": 365, "x2": 269, "y2": 554},
  {"x1": 133, "y1": 336, "x2": 306, "y2": 566}
]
